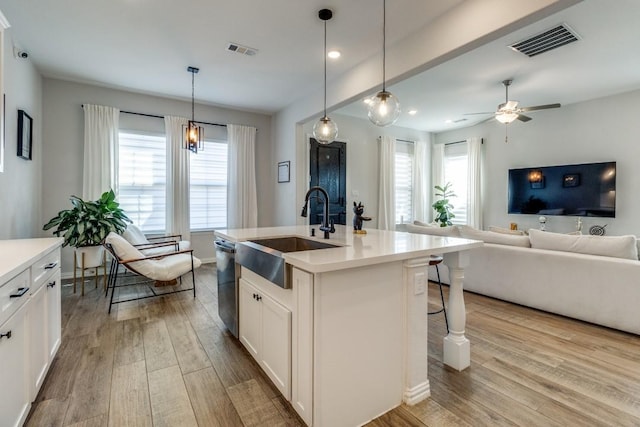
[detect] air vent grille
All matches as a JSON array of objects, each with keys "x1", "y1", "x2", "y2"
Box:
[
  {"x1": 509, "y1": 24, "x2": 579, "y2": 57},
  {"x1": 226, "y1": 42, "x2": 258, "y2": 56}
]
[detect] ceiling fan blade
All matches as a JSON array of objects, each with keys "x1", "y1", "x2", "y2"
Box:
[
  {"x1": 519, "y1": 103, "x2": 561, "y2": 112},
  {"x1": 463, "y1": 112, "x2": 494, "y2": 116},
  {"x1": 517, "y1": 114, "x2": 532, "y2": 122}
]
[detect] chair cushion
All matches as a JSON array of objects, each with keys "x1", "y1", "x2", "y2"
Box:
[
  {"x1": 458, "y1": 225, "x2": 531, "y2": 247},
  {"x1": 528, "y1": 229, "x2": 638, "y2": 260},
  {"x1": 105, "y1": 232, "x2": 201, "y2": 281},
  {"x1": 122, "y1": 224, "x2": 149, "y2": 245}
]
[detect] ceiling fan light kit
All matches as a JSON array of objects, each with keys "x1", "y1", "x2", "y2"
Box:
[
  {"x1": 368, "y1": 0, "x2": 401, "y2": 127},
  {"x1": 312, "y1": 8, "x2": 338, "y2": 145}
]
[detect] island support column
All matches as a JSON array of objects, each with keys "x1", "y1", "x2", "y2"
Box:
[
  {"x1": 442, "y1": 250, "x2": 471, "y2": 371},
  {"x1": 402, "y1": 257, "x2": 431, "y2": 405}
]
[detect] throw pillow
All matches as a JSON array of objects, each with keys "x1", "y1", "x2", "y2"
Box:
[
  {"x1": 458, "y1": 225, "x2": 531, "y2": 247},
  {"x1": 406, "y1": 222, "x2": 461, "y2": 237},
  {"x1": 528, "y1": 229, "x2": 638, "y2": 260},
  {"x1": 488, "y1": 226, "x2": 526, "y2": 236}
]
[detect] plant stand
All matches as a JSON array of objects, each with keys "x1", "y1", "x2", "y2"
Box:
[{"x1": 73, "y1": 249, "x2": 107, "y2": 296}]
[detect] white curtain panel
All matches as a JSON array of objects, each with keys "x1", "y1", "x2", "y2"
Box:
[
  {"x1": 82, "y1": 104, "x2": 119, "y2": 200},
  {"x1": 412, "y1": 140, "x2": 428, "y2": 223},
  {"x1": 431, "y1": 142, "x2": 445, "y2": 223},
  {"x1": 227, "y1": 124, "x2": 258, "y2": 229},
  {"x1": 467, "y1": 137, "x2": 483, "y2": 229},
  {"x1": 377, "y1": 135, "x2": 396, "y2": 230},
  {"x1": 164, "y1": 116, "x2": 191, "y2": 242}
]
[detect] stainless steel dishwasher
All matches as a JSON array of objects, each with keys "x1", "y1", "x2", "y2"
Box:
[{"x1": 215, "y1": 239, "x2": 240, "y2": 338}]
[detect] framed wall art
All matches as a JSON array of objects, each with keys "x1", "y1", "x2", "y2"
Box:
[
  {"x1": 17, "y1": 109, "x2": 33, "y2": 160},
  {"x1": 278, "y1": 160, "x2": 290, "y2": 183}
]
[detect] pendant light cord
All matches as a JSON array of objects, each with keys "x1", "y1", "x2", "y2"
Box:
[
  {"x1": 323, "y1": 18, "x2": 327, "y2": 117},
  {"x1": 382, "y1": 0, "x2": 386, "y2": 92},
  {"x1": 191, "y1": 70, "x2": 195, "y2": 121}
]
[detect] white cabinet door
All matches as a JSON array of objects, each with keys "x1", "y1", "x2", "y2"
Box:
[
  {"x1": 0, "y1": 303, "x2": 30, "y2": 427},
  {"x1": 46, "y1": 270, "x2": 62, "y2": 360},
  {"x1": 261, "y1": 294, "x2": 291, "y2": 399},
  {"x1": 238, "y1": 277, "x2": 292, "y2": 400},
  {"x1": 28, "y1": 283, "x2": 48, "y2": 401},
  {"x1": 239, "y1": 279, "x2": 261, "y2": 358}
]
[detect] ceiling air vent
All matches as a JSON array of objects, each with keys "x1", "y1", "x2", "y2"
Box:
[
  {"x1": 226, "y1": 42, "x2": 258, "y2": 57},
  {"x1": 509, "y1": 24, "x2": 579, "y2": 57}
]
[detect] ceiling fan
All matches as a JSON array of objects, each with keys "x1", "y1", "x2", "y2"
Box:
[{"x1": 465, "y1": 79, "x2": 561, "y2": 124}]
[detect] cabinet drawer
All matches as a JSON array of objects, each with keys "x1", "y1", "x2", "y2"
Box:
[
  {"x1": 0, "y1": 269, "x2": 30, "y2": 327},
  {"x1": 32, "y1": 249, "x2": 60, "y2": 290}
]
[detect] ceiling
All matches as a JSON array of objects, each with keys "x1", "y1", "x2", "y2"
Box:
[{"x1": 1, "y1": 1, "x2": 639, "y2": 133}]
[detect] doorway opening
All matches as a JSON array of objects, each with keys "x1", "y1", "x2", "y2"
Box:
[{"x1": 309, "y1": 138, "x2": 347, "y2": 225}]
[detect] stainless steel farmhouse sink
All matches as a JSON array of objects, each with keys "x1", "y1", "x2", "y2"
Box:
[{"x1": 236, "y1": 237, "x2": 340, "y2": 288}]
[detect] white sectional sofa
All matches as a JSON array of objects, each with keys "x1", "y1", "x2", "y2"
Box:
[{"x1": 407, "y1": 223, "x2": 640, "y2": 335}]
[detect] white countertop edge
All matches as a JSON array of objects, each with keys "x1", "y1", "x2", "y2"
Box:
[
  {"x1": 215, "y1": 226, "x2": 483, "y2": 274},
  {"x1": 0, "y1": 238, "x2": 63, "y2": 284}
]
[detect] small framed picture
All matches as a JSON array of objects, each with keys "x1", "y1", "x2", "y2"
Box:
[
  {"x1": 17, "y1": 110, "x2": 33, "y2": 160},
  {"x1": 278, "y1": 161, "x2": 290, "y2": 183},
  {"x1": 563, "y1": 173, "x2": 580, "y2": 187}
]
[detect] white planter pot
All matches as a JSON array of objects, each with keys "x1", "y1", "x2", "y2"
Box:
[{"x1": 75, "y1": 245, "x2": 105, "y2": 268}]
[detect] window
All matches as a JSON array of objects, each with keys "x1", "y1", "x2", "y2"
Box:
[
  {"x1": 443, "y1": 142, "x2": 468, "y2": 225},
  {"x1": 395, "y1": 140, "x2": 414, "y2": 224},
  {"x1": 118, "y1": 132, "x2": 167, "y2": 233},
  {"x1": 190, "y1": 140, "x2": 228, "y2": 230}
]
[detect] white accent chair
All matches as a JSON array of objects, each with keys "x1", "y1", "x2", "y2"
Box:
[
  {"x1": 122, "y1": 224, "x2": 191, "y2": 256},
  {"x1": 103, "y1": 232, "x2": 201, "y2": 313}
]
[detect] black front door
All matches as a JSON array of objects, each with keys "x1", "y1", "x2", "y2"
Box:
[{"x1": 309, "y1": 138, "x2": 347, "y2": 225}]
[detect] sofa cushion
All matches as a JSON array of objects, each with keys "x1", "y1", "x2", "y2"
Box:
[
  {"x1": 406, "y1": 222, "x2": 461, "y2": 237},
  {"x1": 458, "y1": 225, "x2": 531, "y2": 247},
  {"x1": 529, "y1": 229, "x2": 638, "y2": 260},
  {"x1": 488, "y1": 226, "x2": 526, "y2": 236}
]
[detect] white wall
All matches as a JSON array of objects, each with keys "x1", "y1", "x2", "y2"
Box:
[
  {"x1": 41, "y1": 78, "x2": 273, "y2": 275},
  {"x1": 300, "y1": 114, "x2": 430, "y2": 229},
  {"x1": 0, "y1": 27, "x2": 43, "y2": 240},
  {"x1": 434, "y1": 88, "x2": 640, "y2": 236},
  {"x1": 271, "y1": 0, "x2": 577, "y2": 227}
]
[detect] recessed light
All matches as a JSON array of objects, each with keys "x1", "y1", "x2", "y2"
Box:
[
  {"x1": 408, "y1": 109, "x2": 417, "y2": 115},
  {"x1": 327, "y1": 50, "x2": 341, "y2": 59},
  {"x1": 445, "y1": 119, "x2": 454, "y2": 124},
  {"x1": 363, "y1": 98, "x2": 373, "y2": 105}
]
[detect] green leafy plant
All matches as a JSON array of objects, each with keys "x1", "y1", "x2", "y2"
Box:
[
  {"x1": 43, "y1": 189, "x2": 131, "y2": 247},
  {"x1": 432, "y1": 182, "x2": 456, "y2": 227}
]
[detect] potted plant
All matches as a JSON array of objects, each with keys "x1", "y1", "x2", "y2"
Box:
[
  {"x1": 432, "y1": 182, "x2": 456, "y2": 227},
  {"x1": 43, "y1": 189, "x2": 131, "y2": 267}
]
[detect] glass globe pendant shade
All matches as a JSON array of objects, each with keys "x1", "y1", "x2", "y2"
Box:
[
  {"x1": 313, "y1": 115, "x2": 339, "y2": 145},
  {"x1": 367, "y1": 90, "x2": 401, "y2": 127}
]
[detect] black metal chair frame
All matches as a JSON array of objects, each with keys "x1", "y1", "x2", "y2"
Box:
[
  {"x1": 103, "y1": 242, "x2": 197, "y2": 314},
  {"x1": 428, "y1": 260, "x2": 449, "y2": 333}
]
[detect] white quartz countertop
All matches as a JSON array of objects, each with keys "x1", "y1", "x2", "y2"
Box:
[
  {"x1": 215, "y1": 225, "x2": 482, "y2": 273},
  {"x1": 0, "y1": 238, "x2": 63, "y2": 284}
]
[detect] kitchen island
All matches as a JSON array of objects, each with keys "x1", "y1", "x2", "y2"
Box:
[{"x1": 215, "y1": 225, "x2": 482, "y2": 427}]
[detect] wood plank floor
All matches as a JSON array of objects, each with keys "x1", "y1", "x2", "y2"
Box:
[{"x1": 26, "y1": 264, "x2": 640, "y2": 426}]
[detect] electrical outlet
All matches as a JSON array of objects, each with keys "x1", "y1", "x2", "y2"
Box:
[{"x1": 414, "y1": 272, "x2": 425, "y2": 295}]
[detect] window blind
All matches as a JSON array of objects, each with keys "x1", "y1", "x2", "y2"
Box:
[
  {"x1": 118, "y1": 132, "x2": 167, "y2": 233},
  {"x1": 190, "y1": 140, "x2": 228, "y2": 230},
  {"x1": 444, "y1": 142, "x2": 468, "y2": 225},
  {"x1": 395, "y1": 140, "x2": 414, "y2": 224}
]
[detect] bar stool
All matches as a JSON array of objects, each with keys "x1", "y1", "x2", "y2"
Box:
[{"x1": 428, "y1": 255, "x2": 449, "y2": 333}]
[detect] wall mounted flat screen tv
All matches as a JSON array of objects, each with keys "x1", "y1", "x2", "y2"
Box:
[{"x1": 508, "y1": 161, "x2": 616, "y2": 217}]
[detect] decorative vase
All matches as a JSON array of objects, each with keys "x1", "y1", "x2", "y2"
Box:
[{"x1": 75, "y1": 245, "x2": 105, "y2": 269}]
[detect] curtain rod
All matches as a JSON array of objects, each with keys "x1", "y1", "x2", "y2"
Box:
[
  {"x1": 81, "y1": 105, "x2": 227, "y2": 128},
  {"x1": 378, "y1": 136, "x2": 415, "y2": 143},
  {"x1": 445, "y1": 138, "x2": 484, "y2": 145}
]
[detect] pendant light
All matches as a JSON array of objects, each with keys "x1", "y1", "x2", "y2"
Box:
[
  {"x1": 367, "y1": 0, "x2": 400, "y2": 127},
  {"x1": 312, "y1": 8, "x2": 338, "y2": 145},
  {"x1": 183, "y1": 66, "x2": 204, "y2": 153}
]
